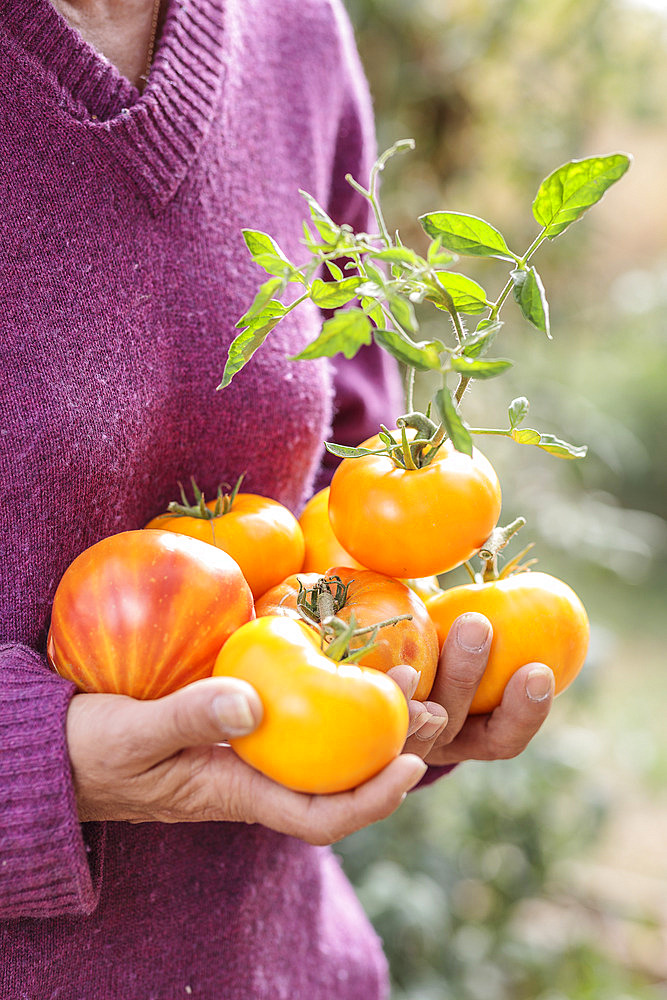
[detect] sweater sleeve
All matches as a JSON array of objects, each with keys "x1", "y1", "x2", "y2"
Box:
[
  {"x1": 314, "y1": 0, "x2": 404, "y2": 491},
  {"x1": 0, "y1": 644, "x2": 104, "y2": 917}
]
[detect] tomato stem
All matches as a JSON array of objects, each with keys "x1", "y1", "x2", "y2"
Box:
[
  {"x1": 478, "y1": 517, "x2": 527, "y2": 581},
  {"x1": 166, "y1": 474, "x2": 246, "y2": 520}
]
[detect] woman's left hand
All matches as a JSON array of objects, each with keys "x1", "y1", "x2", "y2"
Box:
[{"x1": 388, "y1": 612, "x2": 555, "y2": 767}]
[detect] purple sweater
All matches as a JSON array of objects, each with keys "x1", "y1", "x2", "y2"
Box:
[{"x1": 0, "y1": 0, "x2": 406, "y2": 996}]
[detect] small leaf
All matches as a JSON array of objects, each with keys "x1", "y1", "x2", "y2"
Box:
[
  {"x1": 427, "y1": 236, "x2": 456, "y2": 267},
  {"x1": 291, "y1": 308, "x2": 372, "y2": 361},
  {"x1": 360, "y1": 295, "x2": 385, "y2": 329},
  {"x1": 451, "y1": 356, "x2": 513, "y2": 379},
  {"x1": 324, "y1": 442, "x2": 386, "y2": 459},
  {"x1": 434, "y1": 388, "x2": 473, "y2": 456},
  {"x1": 326, "y1": 260, "x2": 344, "y2": 281},
  {"x1": 298, "y1": 190, "x2": 340, "y2": 245},
  {"x1": 462, "y1": 319, "x2": 503, "y2": 358},
  {"x1": 508, "y1": 396, "x2": 530, "y2": 428},
  {"x1": 511, "y1": 426, "x2": 587, "y2": 458},
  {"x1": 218, "y1": 302, "x2": 287, "y2": 388},
  {"x1": 372, "y1": 247, "x2": 421, "y2": 267},
  {"x1": 511, "y1": 427, "x2": 541, "y2": 445},
  {"x1": 310, "y1": 277, "x2": 361, "y2": 308},
  {"x1": 388, "y1": 294, "x2": 418, "y2": 333},
  {"x1": 242, "y1": 229, "x2": 287, "y2": 262},
  {"x1": 374, "y1": 329, "x2": 443, "y2": 371},
  {"x1": 235, "y1": 277, "x2": 284, "y2": 328},
  {"x1": 512, "y1": 267, "x2": 551, "y2": 337},
  {"x1": 433, "y1": 272, "x2": 489, "y2": 315},
  {"x1": 533, "y1": 153, "x2": 631, "y2": 239},
  {"x1": 419, "y1": 212, "x2": 516, "y2": 260}
]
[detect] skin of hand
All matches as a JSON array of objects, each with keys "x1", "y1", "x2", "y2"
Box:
[
  {"x1": 66, "y1": 612, "x2": 552, "y2": 845},
  {"x1": 387, "y1": 611, "x2": 555, "y2": 766},
  {"x1": 65, "y1": 676, "x2": 428, "y2": 846}
]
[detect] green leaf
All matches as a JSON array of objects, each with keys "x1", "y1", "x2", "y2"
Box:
[
  {"x1": 433, "y1": 272, "x2": 489, "y2": 315},
  {"x1": 310, "y1": 277, "x2": 361, "y2": 309},
  {"x1": 533, "y1": 153, "x2": 632, "y2": 239},
  {"x1": 451, "y1": 356, "x2": 513, "y2": 379},
  {"x1": 298, "y1": 190, "x2": 340, "y2": 245},
  {"x1": 388, "y1": 294, "x2": 418, "y2": 333},
  {"x1": 218, "y1": 302, "x2": 287, "y2": 388},
  {"x1": 235, "y1": 277, "x2": 284, "y2": 328},
  {"x1": 511, "y1": 426, "x2": 587, "y2": 458},
  {"x1": 434, "y1": 388, "x2": 473, "y2": 456},
  {"x1": 419, "y1": 212, "x2": 516, "y2": 260},
  {"x1": 508, "y1": 396, "x2": 530, "y2": 429},
  {"x1": 374, "y1": 329, "x2": 443, "y2": 371},
  {"x1": 427, "y1": 237, "x2": 456, "y2": 267},
  {"x1": 462, "y1": 319, "x2": 502, "y2": 358},
  {"x1": 326, "y1": 260, "x2": 344, "y2": 281},
  {"x1": 324, "y1": 442, "x2": 386, "y2": 459},
  {"x1": 360, "y1": 295, "x2": 385, "y2": 329},
  {"x1": 512, "y1": 266, "x2": 551, "y2": 336},
  {"x1": 372, "y1": 247, "x2": 421, "y2": 267},
  {"x1": 291, "y1": 308, "x2": 372, "y2": 361}
]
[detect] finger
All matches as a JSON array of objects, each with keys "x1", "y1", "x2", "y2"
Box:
[
  {"x1": 429, "y1": 612, "x2": 492, "y2": 742},
  {"x1": 245, "y1": 753, "x2": 428, "y2": 846},
  {"x1": 120, "y1": 677, "x2": 264, "y2": 767},
  {"x1": 403, "y1": 700, "x2": 448, "y2": 757},
  {"x1": 427, "y1": 663, "x2": 554, "y2": 765},
  {"x1": 386, "y1": 664, "x2": 420, "y2": 702}
]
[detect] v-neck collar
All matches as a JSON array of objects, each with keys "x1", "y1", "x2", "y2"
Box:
[{"x1": 0, "y1": 0, "x2": 227, "y2": 211}]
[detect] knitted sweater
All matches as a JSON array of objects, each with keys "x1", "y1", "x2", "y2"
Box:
[{"x1": 0, "y1": 0, "x2": 407, "y2": 996}]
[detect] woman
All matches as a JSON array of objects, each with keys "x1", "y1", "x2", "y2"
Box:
[{"x1": 0, "y1": 0, "x2": 555, "y2": 996}]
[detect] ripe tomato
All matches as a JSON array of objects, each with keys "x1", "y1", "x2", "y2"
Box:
[
  {"x1": 145, "y1": 488, "x2": 304, "y2": 600},
  {"x1": 255, "y1": 566, "x2": 438, "y2": 701},
  {"x1": 425, "y1": 571, "x2": 589, "y2": 714},
  {"x1": 298, "y1": 487, "x2": 366, "y2": 573},
  {"x1": 47, "y1": 529, "x2": 254, "y2": 699},
  {"x1": 213, "y1": 615, "x2": 409, "y2": 793},
  {"x1": 328, "y1": 433, "x2": 502, "y2": 578}
]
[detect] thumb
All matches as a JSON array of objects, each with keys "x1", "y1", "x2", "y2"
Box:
[{"x1": 133, "y1": 676, "x2": 263, "y2": 765}]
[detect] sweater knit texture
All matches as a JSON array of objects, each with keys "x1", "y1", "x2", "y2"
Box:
[{"x1": 0, "y1": 0, "x2": 409, "y2": 996}]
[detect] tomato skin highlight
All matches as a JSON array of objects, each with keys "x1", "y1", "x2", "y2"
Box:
[
  {"x1": 47, "y1": 529, "x2": 254, "y2": 699},
  {"x1": 328, "y1": 435, "x2": 502, "y2": 578},
  {"x1": 426, "y1": 571, "x2": 590, "y2": 714},
  {"x1": 298, "y1": 488, "x2": 366, "y2": 573},
  {"x1": 146, "y1": 493, "x2": 305, "y2": 600},
  {"x1": 255, "y1": 566, "x2": 438, "y2": 701},
  {"x1": 213, "y1": 615, "x2": 409, "y2": 794}
]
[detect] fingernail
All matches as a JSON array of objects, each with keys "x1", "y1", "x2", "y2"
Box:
[
  {"x1": 405, "y1": 668, "x2": 421, "y2": 701},
  {"x1": 525, "y1": 667, "x2": 554, "y2": 703},
  {"x1": 212, "y1": 692, "x2": 256, "y2": 736},
  {"x1": 456, "y1": 613, "x2": 491, "y2": 652},
  {"x1": 414, "y1": 712, "x2": 448, "y2": 742}
]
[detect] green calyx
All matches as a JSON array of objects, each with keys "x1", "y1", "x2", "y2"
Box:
[{"x1": 166, "y1": 474, "x2": 245, "y2": 520}]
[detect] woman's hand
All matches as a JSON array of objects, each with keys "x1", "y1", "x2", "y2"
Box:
[
  {"x1": 388, "y1": 612, "x2": 555, "y2": 766},
  {"x1": 66, "y1": 678, "x2": 427, "y2": 846}
]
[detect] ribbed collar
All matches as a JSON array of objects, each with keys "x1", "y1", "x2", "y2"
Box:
[{"x1": 0, "y1": 0, "x2": 227, "y2": 211}]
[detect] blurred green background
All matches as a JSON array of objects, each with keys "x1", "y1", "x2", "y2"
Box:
[{"x1": 335, "y1": 1, "x2": 667, "y2": 997}]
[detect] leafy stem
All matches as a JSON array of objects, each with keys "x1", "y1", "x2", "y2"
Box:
[{"x1": 221, "y1": 144, "x2": 631, "y2": 466}]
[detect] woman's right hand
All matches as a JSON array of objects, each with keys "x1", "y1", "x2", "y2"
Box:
[{"x1": 66, "y1": 677, "x2": 427, "y2": 846}]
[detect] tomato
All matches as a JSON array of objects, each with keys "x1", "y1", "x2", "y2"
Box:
[
  {"x1": 255, "y1": 566, "x2": 438, "y2": 701},
  {"x1": 425, "y1": 571, "x2": 590, "y2": 714},
  {"x1": 212, "y1": 615, "x2": 409, "y2": 793},
  {"x1": 47, "y1": 529, "x2": 254, "y2": 699},
  {"x1": 145, "y1": 488, "x2": 304, "y2": 600},
  {"x1": 328, "y1": 433, "x2": 502, "y2": 578},
  {"x1": 298, "y1": 487, "x2": 366, "y2": 573}
]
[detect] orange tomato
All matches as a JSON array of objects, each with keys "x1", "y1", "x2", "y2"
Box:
[
  {"x1": 426, "y1": 571, "x2": 590, "y2": 714},
  {"x1": 146, "y1": 492, "x2": 304, "y2": 600},
  {"x1": 47, "y1": 529, "x2": 254, "y2": 699},
  {"x1": 255, "y1": 566, "x2": 438, "y2": 701},
  {"x1": 328, "y1": 433, "x2": 501, "y2": 578},
  {"x1": 212, "y1": 615, "x2": 409, "y2": 793},
  {"x1": 298, "y1": 488, "x2": 366, "y2": 573}
]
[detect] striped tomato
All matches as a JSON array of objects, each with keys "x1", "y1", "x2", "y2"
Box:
[{"x1": 47, "y1": 529, "x2": 254, "y2": 699}]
